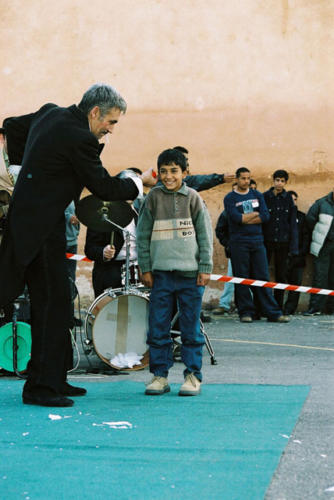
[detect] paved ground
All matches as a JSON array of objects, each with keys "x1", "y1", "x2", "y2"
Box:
[{"x1": 66, "y1": 310, "x2": 334, "y2": 500}]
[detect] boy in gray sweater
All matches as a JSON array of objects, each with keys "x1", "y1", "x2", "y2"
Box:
[{"x1": 137, "y1": 149, "x2": 213, "y2": 396}]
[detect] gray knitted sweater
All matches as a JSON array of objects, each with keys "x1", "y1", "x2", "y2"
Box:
[{"x1": 137, "y1": 183, "x2": 213, "y2": 277}]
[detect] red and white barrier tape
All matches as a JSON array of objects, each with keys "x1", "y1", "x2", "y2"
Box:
[
  {"x1": 210, "y1": 274, "x2": 334, "y2": 297},
  {"x1": 66, "y1": 252, "x2": 92, "y2": 262},
  {"x1": 66, "y1": 253, "x2": 334, "y2": 297}
]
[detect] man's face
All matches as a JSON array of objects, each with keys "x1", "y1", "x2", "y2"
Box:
[
  {"x1": 237, "y1": 172, "x2": 250, "y2": 192},
  {"x1": 291, "y1": 194, "x2": 298, "y2": 206},
  {"x1": 159, "y1": 163, "x2": 186, "y2": 192},
  {"x1": 88, "y1": 106, "x2": 121, "y2": 140},
  {"x1": 273, "y1": 177, "x2": 286, "y2": 193}
]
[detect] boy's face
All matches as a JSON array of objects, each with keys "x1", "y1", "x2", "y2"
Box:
[
  {"x1": 273, "y1": 177, "x2": 287, "y2": 193},
  {"x1": 159, "y1": 163, "x2": 186, "y2": 192},
  {"x1": 236, "y1": 171, "x2": 250, "y2": 192}
]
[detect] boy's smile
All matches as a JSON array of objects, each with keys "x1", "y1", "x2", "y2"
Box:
[{"x1": 159, "y1": 163, "x2": 186, "y2": 192}]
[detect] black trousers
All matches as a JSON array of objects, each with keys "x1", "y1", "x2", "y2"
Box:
[
  {"x1": 308, "y1": 240, "x2": 334, "y2": 313},
  {"x1": 265, "y1": 242, "x2": 290, "y2": 310},
  {"x1": 23, "y1": 225, "x2": 72, "y2": 397},
  {"x1": 92, "y1": 261, "x2": 123, "y2": 298},
  {"x1": 283, "y1": 264, "x2": 304, "y2": 314}
]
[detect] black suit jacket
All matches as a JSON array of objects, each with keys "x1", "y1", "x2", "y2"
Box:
[{"x1": 0, "y1": 103, "x2": 139, "y2": 305}]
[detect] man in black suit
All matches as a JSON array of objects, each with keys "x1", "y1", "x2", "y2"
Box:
[{"x1": 0, "y1": 83, "x2": 155, "y2": 407}]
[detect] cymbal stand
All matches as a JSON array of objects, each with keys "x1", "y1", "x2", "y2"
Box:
[
  {"x1": 101, "y1": 213, "x2": 136, "y2": 293},
  {"x1": 12, "y1": 299, "x2": 28, "y2": 379}
]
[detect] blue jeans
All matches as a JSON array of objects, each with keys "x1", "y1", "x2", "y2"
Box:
[
  {"x1": 148, "y1": 271, "x2": 205, "y2": 381},
  {"x1": 219, "y1": 259, "x2": 234, "y2": 309},
  {"x1": 230, "y1": 240, "x2": 282, "y2": 319}
]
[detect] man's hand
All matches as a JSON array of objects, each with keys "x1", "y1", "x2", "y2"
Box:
[
  {"x1": 141, "y1": 168, "x2": 158, "y2": 187},
  {"x1": 141, "y1": 271, "x2": 154, "y2": 288},
  {"x1": 103, "y1": 244, "x2": 116, "y2": 261},
  {"x1": 197, "y1": 273, "x2": 210, "y2": 286},
  {"x1": 70, "y1": 215, "x2": 80, "y2": 225},
  {"x1": 223, "y1": 172, "x2": 235, "y2": 183}
]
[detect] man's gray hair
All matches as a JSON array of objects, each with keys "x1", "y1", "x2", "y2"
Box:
[{"x1": 78, "y1": 83, "x2": 127, "y2": 116}]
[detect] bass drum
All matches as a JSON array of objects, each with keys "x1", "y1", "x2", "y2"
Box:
[{"x1": 85, "y1": 288, "x2": 149, "y2": 371}]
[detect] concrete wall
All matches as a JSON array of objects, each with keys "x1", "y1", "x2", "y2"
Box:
[{"x1": 1, "y1": 0, "x2": 333, "y2": 305}]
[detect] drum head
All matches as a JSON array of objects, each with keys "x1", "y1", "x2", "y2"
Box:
[
  {"x1": 0, "y1": 322, "x2": 31, "y2": 372},
  {"x1": 92, "y1": 292, "x2": 149, "y2": 371}
]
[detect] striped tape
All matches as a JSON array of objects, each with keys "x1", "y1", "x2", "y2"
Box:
[
  {"x1": 210, "y1": 274, "x2": 334, "y2": 297},
  {"x1": 66, "y1": 252, "x2": 92, "y2": 262},
  {"x1": 66, "y1": 253, "x2": 334, "y2": 296}
]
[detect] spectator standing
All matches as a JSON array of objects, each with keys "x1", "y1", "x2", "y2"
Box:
[
  {"x1": 65, "y1": 201, "x2": 80, "y2": 327},
  {"x1": 304, "y1": 189, "x2": 334, "y2": 315},
  {"x1": 283, "y1": 191, "x2": 310, "y2": 315},
  {"x1": 213, "y1": 210, "x2": 234, "y2": 315},
  {"x1": 263, "y1": 170, "x2": 298, "y2": 309},
  {"x1": 224, "y1": 167, "x2": 289, "y2": 323}
]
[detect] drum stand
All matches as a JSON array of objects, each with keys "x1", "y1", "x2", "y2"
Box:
[
  {"x1": 170, "y1": 311, "x2": 217, "y2": 365},
  {"x1": 11, "y1": 295, "x2": 29, "y2": 379}
]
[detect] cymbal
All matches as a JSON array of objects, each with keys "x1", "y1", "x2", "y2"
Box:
[{"x1": 76, "y1": 195, "x2": 135, "y2": 232}]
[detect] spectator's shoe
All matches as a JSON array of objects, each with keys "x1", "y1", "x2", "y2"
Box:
[
  {"x1": 200, "y1": 311, "x2": 212, "y2": 323},
  {"x1": 178, "y1": 373, "x2": 201, "y2": 396},
  {"x1": 212, "y1": 307, "x2": 230, "y2": 316},
  {"x1": 60, "y1": 383, "x2": 87, "y2": 397},
  {"x1": 240, "y1": 316, "x2": 253, "y2": 323},
  {"x1": 268, "y1": 315, "x2": 290, "y2": 323},
  {"x1": 145, "y1": 376, "x2": 170, "y2": 395},
  {"x1": 303, "y1": 309, "x2": 321, "y2": 316},
  {"x1": 23, "y1": 393, "x2": 74, "y2": 407}
]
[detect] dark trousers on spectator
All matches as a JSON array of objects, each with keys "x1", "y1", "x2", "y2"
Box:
[
  {"x1": 283, "y1": 263, "x2": 304, "y2": 314},
  {"x1": 308, "y1": 240, "x2": 334, "y2": 313},
  {"x1": 230, "y1": 240, "x2": 282, "y2": 319},
  {"x1": 265, "y1": 242, "x2": 290, "y2": 309},
  {"x1": 92, "y1": 261, "x2": 124, "y2": 298}
]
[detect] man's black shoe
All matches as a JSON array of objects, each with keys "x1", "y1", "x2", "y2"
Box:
[
  {"x1": 303, "y1": 309, "x2": 321, "y2": 316},
  {"x1": 60, "y1": 383, "x2": 87, "y2": 397},
  {"x1": 23, "y1": 393, "x2": 74, "y2": 407}
]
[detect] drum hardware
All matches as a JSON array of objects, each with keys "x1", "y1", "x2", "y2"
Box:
[
  {"x1": 84, "y1": 288, "x2": 149, "y2": 371},
  {"x1": 170, "y1": 311, "x2": 217, "y2": 366},
  {"x1": 0, "y1": 294, "x2": 31, "y2": 378},
  {"x1": 76, "y1": 195, "x2": 134, "y2": 233}
]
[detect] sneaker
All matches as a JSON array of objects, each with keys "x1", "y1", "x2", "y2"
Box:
[
  {"x1": 178, "y1": 373, "x2": 201, "y2": 396},
  {"x1": 145, "y1": 376, "x2": 170, "y2": 396},
  {"x1": 240, "y1": 316, "x2": 253, "y2": 323},
  {"x1": 268, "y1": 315, "x2": 290, "y2": 323},
  {"x1": 303, "y1": 309, "x2": 321, "y2": 316},
  {"x1": 212, "y1": 307, "x2": 229, "y2": 316}
]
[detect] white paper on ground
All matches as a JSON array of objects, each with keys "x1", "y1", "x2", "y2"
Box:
[{"x1": 110, "y1": 352, "x2": 143, "y2": 368}]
